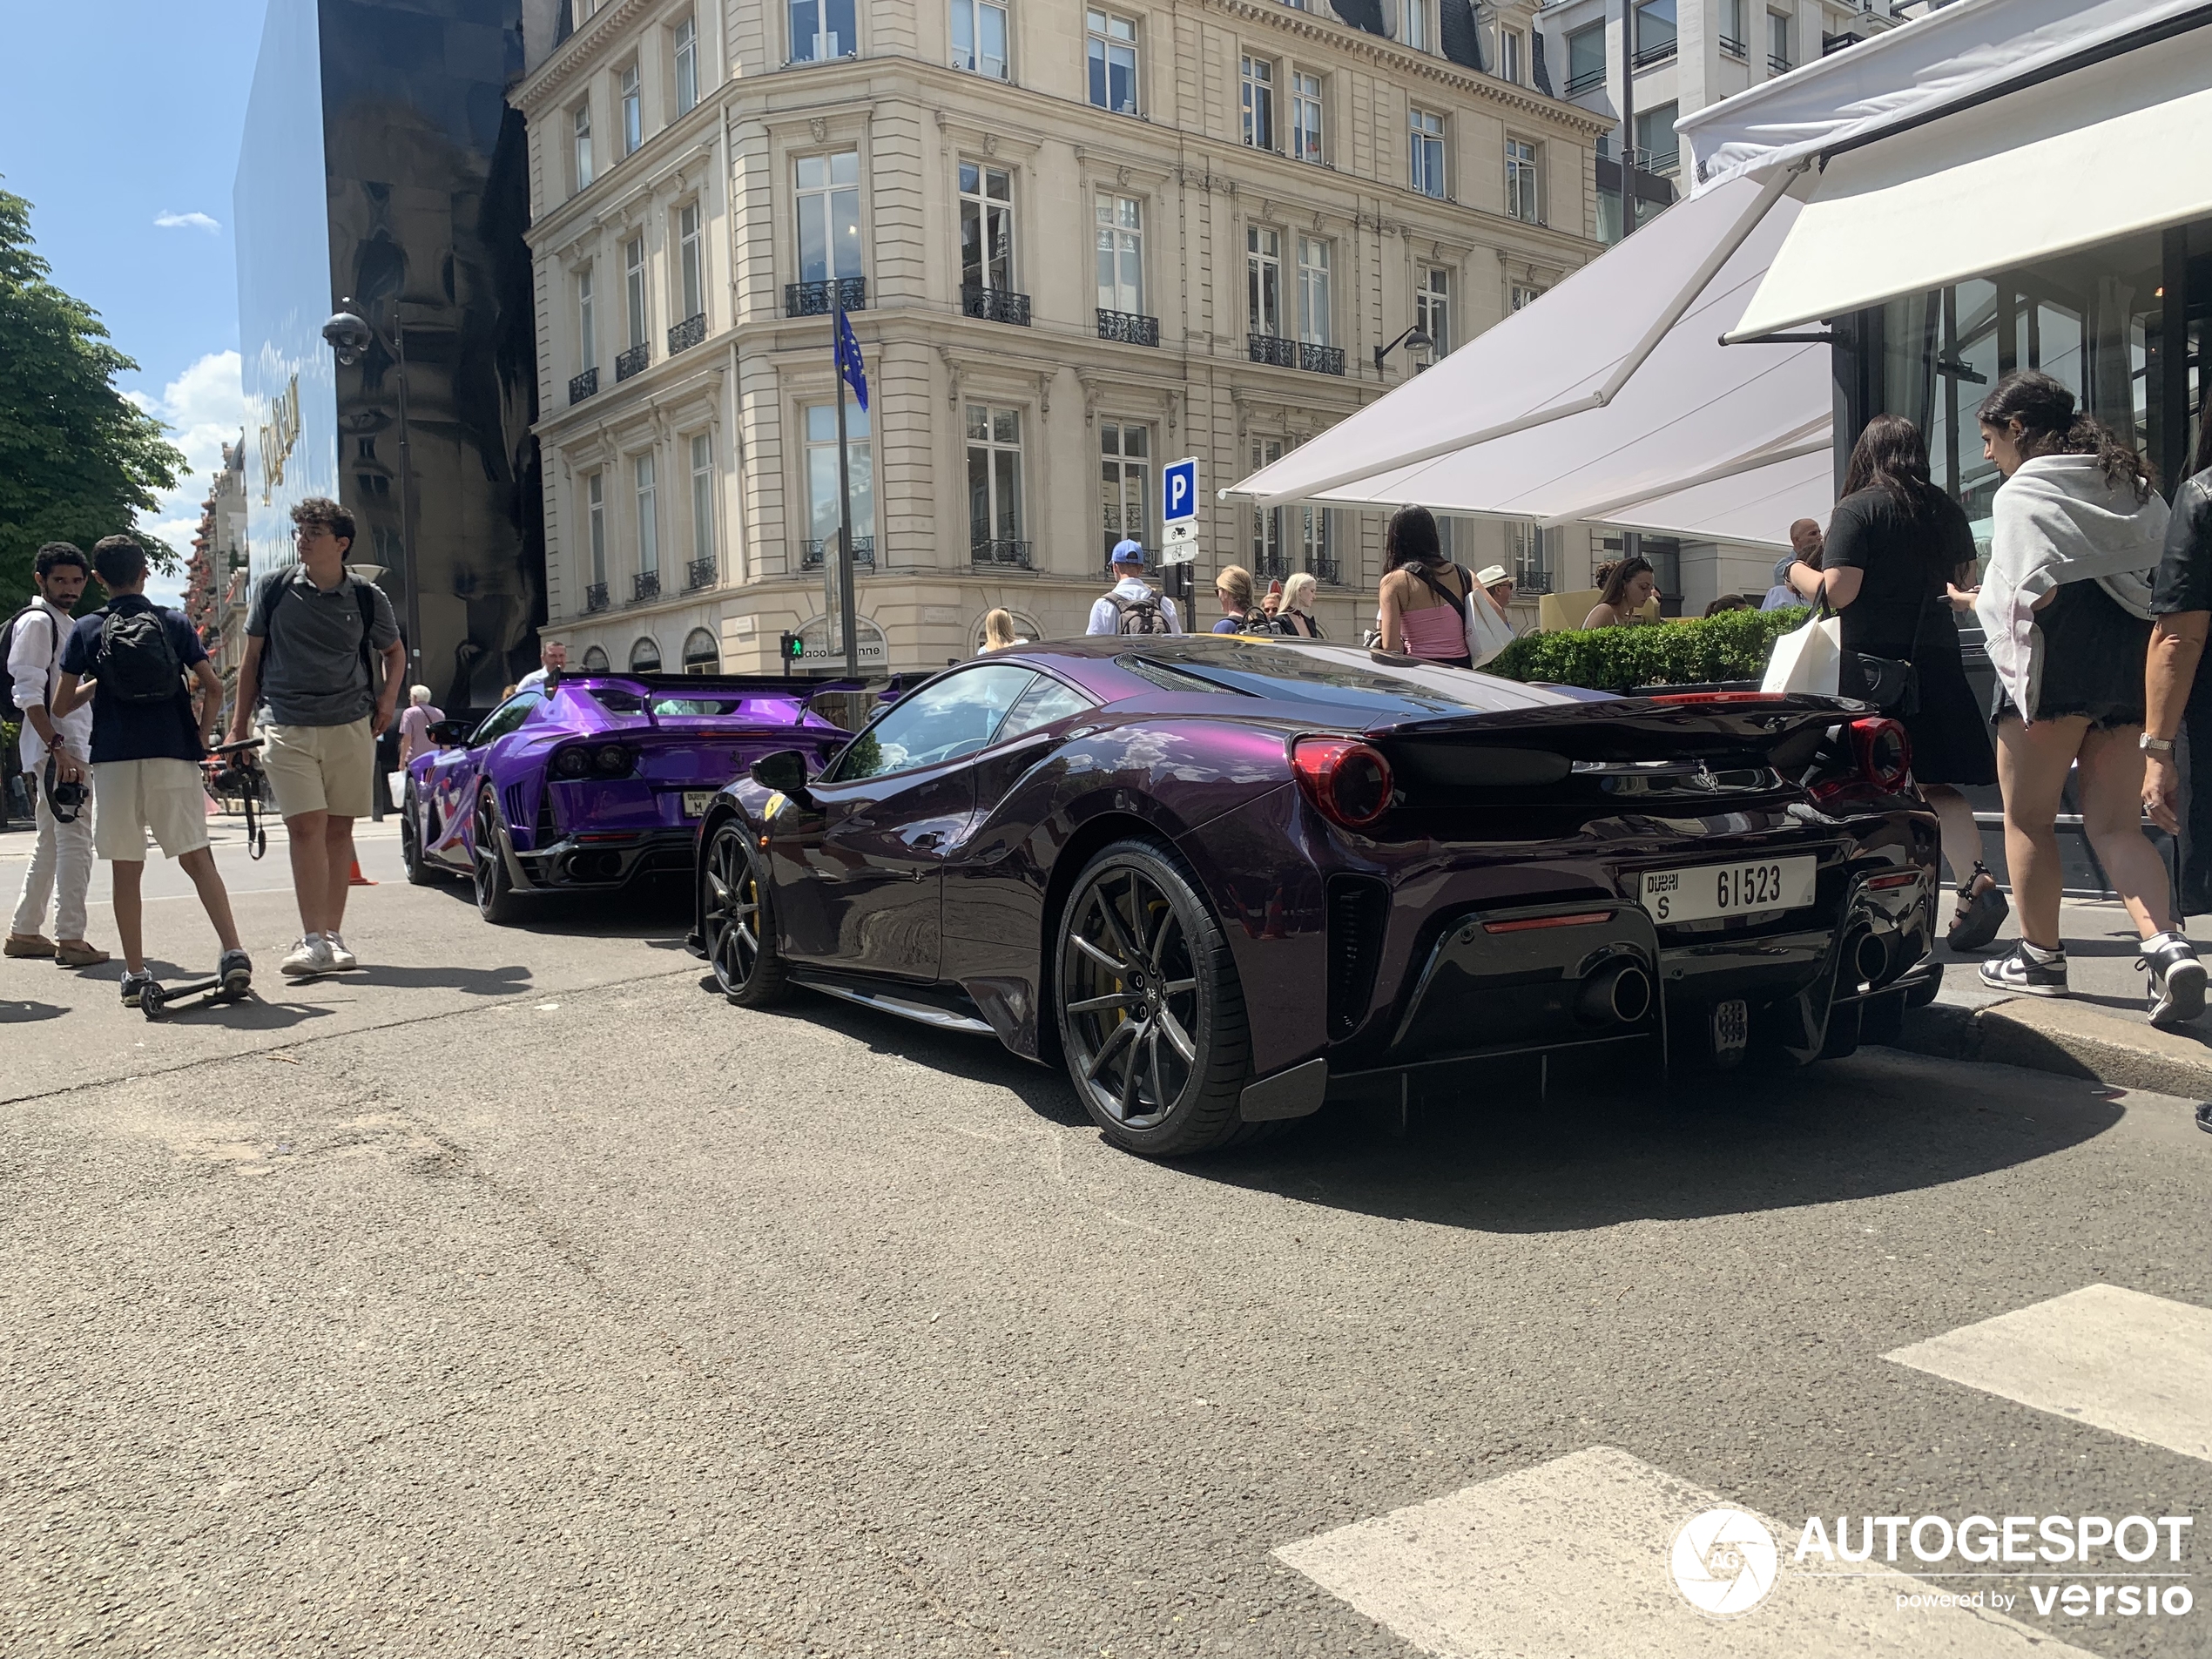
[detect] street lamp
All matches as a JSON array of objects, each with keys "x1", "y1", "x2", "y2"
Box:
[
  {"x1": 321, "y1": 298, "x2": 421, "y2": 679},
  {"x1": 1373, "y1": 325, "x2": 1435, "y2": 373}
]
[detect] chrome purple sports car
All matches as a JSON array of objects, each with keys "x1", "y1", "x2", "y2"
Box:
[
  {"x1": 691, "y1": 637, "x2": 1941, "y2": 1158},
  {"x1": 401, "y1": 671, "x2": 855, "y2": 922}
]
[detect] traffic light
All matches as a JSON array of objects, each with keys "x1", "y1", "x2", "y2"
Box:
[{"x1": 779, "y1": 631, "x2": 805, "y2": 664}]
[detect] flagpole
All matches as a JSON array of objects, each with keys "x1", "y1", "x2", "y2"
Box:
[{"x1": 833, "y1": 289, "x2": 861, "y2": 680}]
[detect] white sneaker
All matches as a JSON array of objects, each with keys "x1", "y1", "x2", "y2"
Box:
[
  {"x1": 280, "y1": 934, "x2": 337, "y2": 977},
  {"x1": 324, "y1": 932, "x2": 358, "y2": 970}
]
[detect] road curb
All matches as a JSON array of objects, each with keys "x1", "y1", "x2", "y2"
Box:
[{"x1": 1888, "y1": 996, "x2": 2212, "y2": 1100}]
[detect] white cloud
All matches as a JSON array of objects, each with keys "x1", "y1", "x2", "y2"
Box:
[
  {"x1": 132, "y1": 350, "x2": 249, "y2": 599},
  {"x1": 154, "y1": 210, "x2": 221, "y2": 234}
]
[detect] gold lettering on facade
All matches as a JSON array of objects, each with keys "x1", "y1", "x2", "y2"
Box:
[{"x1": 257, "y1": 374, "x2": 300, "y2": 504}]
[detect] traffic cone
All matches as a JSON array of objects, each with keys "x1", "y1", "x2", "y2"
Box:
[{"x1": 349, "y1": 858, "x2": 376, "y2": 887}]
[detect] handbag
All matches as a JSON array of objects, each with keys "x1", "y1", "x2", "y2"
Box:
[
  {"x1": 1760, "y1": 590, "x2": 1844, "y2": 695},
  {"x1": 1463, "y1": 578, "x2": 1518, "y2": 669},
  {"x1": 1848, "y1": 591, "x2": 1931, "y2": 716}
]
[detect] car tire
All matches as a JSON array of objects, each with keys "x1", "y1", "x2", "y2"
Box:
[
  {"x1": 1055, "y1": 839, "x2": 1258, "y2": 1157},
  {"x1": 702, "y1": 818, "x2": 787, "y2": 1007},
  {"x1": 472, "y1": 788, "x2": 522, "y2": 925},
  {"x1": 401, "y1": 787, "x2": 439, "y2": 885}
]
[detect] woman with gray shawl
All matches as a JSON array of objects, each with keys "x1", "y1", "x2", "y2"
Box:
[{"x1": 1972, "y1": 370, "x2": 2204, "y2": 1024}]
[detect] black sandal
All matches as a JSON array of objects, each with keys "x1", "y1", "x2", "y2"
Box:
[{"x1": 1946, "y1": 861, "x2": 2009, "y2": 953}]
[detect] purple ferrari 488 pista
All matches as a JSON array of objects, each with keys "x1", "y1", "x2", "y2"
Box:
[
  {"x1": 690, "y1": 637, "x2": 1942, "y2": 1158},
  {"x1": 401, "y1": 672, "x2": 856, "y2": 922}
]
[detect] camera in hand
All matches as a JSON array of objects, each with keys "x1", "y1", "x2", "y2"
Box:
[{"x1": 43, "y1": 755, "x2": 89, "y2": 824}]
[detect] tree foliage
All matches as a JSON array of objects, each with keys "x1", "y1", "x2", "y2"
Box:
[
  {"x1": 0, "y1": 185, "x2": 185, "y2": 598},
  {"x1": 1486, "y1": 605, "x2": 1811, "y2": 691}
]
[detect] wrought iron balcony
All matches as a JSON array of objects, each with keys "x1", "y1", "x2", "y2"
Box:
[
  {"x1": 1300, "y1": 342, "x2": 1345, "y2": 376},
  {"x1": 961, "y1": 284, "x2": 1031, "y2": 327},
  {"x1": 1719, "y1": 34, "x2": 1747, "y2": 57},
  {"x1": 685, "y1": 556, "x2": 717, "y2": 590},
  {"x1": 1511, "y1": 567, "x2": 1554, "y2": 596},
  {"x1": 1563, "y1": 67, "x2": 1606, "y2": 96},
  {"x1": 615, "y1": 342, "x2": 649, "y2": 381},
  {"x1": 1248, "y1": 333, "x2": 1298, "y2": 368},
  {"x1": 970, "y1": 538, "x2": 1032, "y2": 570},
  {"x1": 1253, "y1": 550, "x2": 1292, "y2": 582},
  {"x1": 667, "y1": 312, "x2": 706, "y2": 354},
  {"x1": 583, "y1": 582, "x2": 610, "y2": 614},
  {"x1": 1310, "y1": 557, "x2": 1342, "y2": 588},
  {"x1": 1769, "y1": 53, "x2": 1792, "y2": 74},
  {"x1": 800, "y1": 536, "x2": 876, "y2": 570},
  {"x1": 1096, "y1": 308, "x2": 1159, "y2": 347},
  {"x1": 568, "y1": 367, "x2": 598, "y2": 404},
  {"x1": 785, "y1": 276, "x2": 866, "y2": 317},
  {"x1": 1632, "y1": 39, "x2": 1676, "y2": 68},
  {"x1": 631, "y1": 570, "x2": 661, "y2": 603}
]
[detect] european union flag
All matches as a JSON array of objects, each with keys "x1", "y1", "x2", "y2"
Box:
[{"x1": 834, "y1": 307, "x2": 868, "y2": 413}]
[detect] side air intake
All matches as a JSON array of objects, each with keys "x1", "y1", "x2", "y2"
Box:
[{"x1": 1326, "y1": 876, "x2": 1390, "y2": 1040}]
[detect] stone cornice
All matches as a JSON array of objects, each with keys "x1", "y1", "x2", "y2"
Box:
[{"x1": 513, "y1": 0, "x2": 662, "y2": 113}]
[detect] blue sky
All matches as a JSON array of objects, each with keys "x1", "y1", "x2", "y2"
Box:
[{"x1": 1, "y1": 0, "x2": 270, "y2": 602}]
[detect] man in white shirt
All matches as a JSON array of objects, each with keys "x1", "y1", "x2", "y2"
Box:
[
  {"x1": 515, "y1": 638, "x2": 568, "y2": 693},
  {"x1": 1084, "y1": 540, "x2": 1183, "y2": 635},
  {"x1": 6, "y1": 543, "x2": 107, "y2": 966}
]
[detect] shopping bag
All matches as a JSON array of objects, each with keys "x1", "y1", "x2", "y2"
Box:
[
  {"x1": 387, "y1": 769, "x2": 408, "y2": 805},
  {"x1": 1759, "y1": 604, "x2": 1843, "y2": 695},
  {"x1": 1463, "y1": 583, "x2": 1519, "y2": 669}
]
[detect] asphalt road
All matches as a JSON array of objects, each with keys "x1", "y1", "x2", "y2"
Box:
[{"x1": 2, "y1": 816, "x2": 2208, "y2": 1657}]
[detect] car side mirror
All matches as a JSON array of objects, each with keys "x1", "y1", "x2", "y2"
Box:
[
  {"x1": 428, "y1": 718, "x2": 472, "y2": 748},
  {"x1": 750, "y1": 748, "x2": 814, "y2": 803}
]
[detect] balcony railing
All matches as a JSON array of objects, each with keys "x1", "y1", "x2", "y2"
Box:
[
  {"x1": 1769, "y1": 53, "x2": 1792, "y2": 74},
  {"x1": 1632, "y1": 39, "x2": 1676, "y2": 67},
  {"x1": 1300, "y1": 341, "x2": 1345, "y2": 376},
  {"x1": 970, "y1": 539, "x2": 1032, "y2": 569},
  {"x1": 631, "y1": 570, "x2": 661, "y2": 603},
  {"x1": 1563, "y1": 66, "x2": 1606, "y2": 96},
  {"x1": 583, "y1": 582, "x2": 610, "y2": 614},
  {"x1": 615, "y1": 342, "x2": 649, "y2": 381},
  {"x1": 1253, "y1": 550, "x2": 1293, "y2": 582},
  {"x1": 568, "y1": 367, "x2": 598, "y2": 404},
  {"x1": 1511, "y1": 568, "x2": 1554, "y2": 596},
  {"x1": 785, "y1": 276, "x2": 866, "y2": 317},
  {"x1": 1248, "y1": 333, "x2": 1298, "y2": 368},
  {"x1": 800, "y1": 536, "x2": 876, "y2": 569},
  {"x1": 1311, "y1": 557, "x2": 1342, "y2": 588},
  {"x1": 1096, "y1": 308, "x2": 1160, "y2": 347},
  {"x1": 1719, "y1": 34, "x2": 1747, "y2": 57},
  {"x1": 961, "y1": 284, "x2": 1032, "y2": 327},
  {"x1": 667, "y1": 312, "x2": 706, "y2": 354},
  {"x1": 685, "y1": 556, "x2": 717, "y2": 590}
]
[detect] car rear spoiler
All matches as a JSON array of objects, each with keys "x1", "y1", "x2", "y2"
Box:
[{"x1": 1367, "y1": 693, "x2": 1863, "y2": 770}]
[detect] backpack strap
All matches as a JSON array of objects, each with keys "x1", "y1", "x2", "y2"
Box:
[{"x1": 1407, "y1": 562, "x2": 1469, "y2": 616}]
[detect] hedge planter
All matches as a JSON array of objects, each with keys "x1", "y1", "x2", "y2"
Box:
[{"x1": 1486, "y1": 606, "x2": 1810, "y2": 693}]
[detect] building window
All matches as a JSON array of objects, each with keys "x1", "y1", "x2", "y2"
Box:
[
  {"x1": 1511, "y1": 283, "x2": 1544, "y2": 311},
  {"x1": 1249, "y1": 438, "x2": 1284, "y2": 575},
  {"x1": 1723, "y1": 0, "x2": 1748, "y2": 51},
  {"x1": 683, "y1": 628, "x2": 718, "y2": 673},
  {"x1": 674, "y1": 17, "x2": 698, "y2": 111},
  {"x1": 1416, "y1": 266, "x2": 1449, "y2": 357},
  {"x1": 1290, "y1": 71, "x2": 1324, "y2": 164},
  {"x1": 677, "y1": 202, "x2": 705, "y2": 322},
  {"x1": 630, "y1": 636, "x2": 662, "y2": 671},
  {"x1": 1298, "y1": 502, "x2": 1332, "y2": 577},
  {"x1": 619, "y1": 64, "x2": 642, "y2": 156},
  {"x1": 635, "y1": 451, "x2": 659, "y2": 577},
  {"x1": 587, "y1": 471, "x2": 607, "y2": 587},
  {"x1": 1409, "y1": 108, "x2": 1447, "y2": 199},
  {"x1": 806, "y1": 401, "x2": 874, "y2": 553},
  {"x1": 577, "y1": 265, "x2": 596, "y2": 371},
  {"x1": 1511, "y1": 521, "x2": 1548, "y2": 591},
  {"x1": 951, "y1": 0, "x2": 1008, "y2": 79},
  {"x1": 797, "y1": 150, "x2": 862, "y2": 285},
  {"x1": 1240, "y1": 56, "x2": 1274, "y2": 151},
  {"x1": 1095, "y1": 193, "x2": 1143, "y2": 316},
  {"x1": 1768, "y1": 9, "x2": 1791, "y2": 71},
  {"x1": 1087, "y1": 10, "x2": 1137, "y2": 114},
  {"x1": 1296, "y1": 235, "x2": 1331, "y2": 347},
  {"x1": 959, "y1": 161, "x2": 1015, "y2": 293},
  {"x1": 1566, "y1": 24, "x2": 1605, "y2": 94},
  {"x1": 1499, "y1": 27, "x2": 1522, "y2": 84},
  {"x1": 1636, "y1": 0, "x2": 1676, "y2": 62},
  {"x1": 790, "y1": 0, "x2": 853, "y2": 62},
  {"x1": 689, "y1": 431, "x2": 715, "y2": 569},
  {"x1": 572, "y1": 103, "x2": 594, "y2": 192},
  {"x1": 1506, "y1": 138, "x2": 1540, "y2": 223},
  {"x1": 624, "y1": 235, "x2": 647, "y2": 348},
  {"x1": 1403, "y1": 0, "x2": 1430, "y2": 51},
  {"x1": 1247, "y1": 226, "x2": 1282, "y2": 337},
  {"x1": 582, "y1": 644, "x2": 610, "y2": 671},
  {"x1": 1099, "y1": 422, "x2": 1150, "y2": 563},
  {"x1": 1249, "y1": 442, "x2": 1330, "y2": 578},
  {"x1": 966, "y1": 404, "x2": 1023, "y2": 550},
  {"x1": 1636, "y1": 101, "x2": 1680, "y2": 173}
]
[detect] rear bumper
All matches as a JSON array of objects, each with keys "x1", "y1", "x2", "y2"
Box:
[{"x1": 512, "y1": 826, "x2": 698, "y2": 890}]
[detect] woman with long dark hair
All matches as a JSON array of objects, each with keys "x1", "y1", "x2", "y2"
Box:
[
  {"x1": 1786, "y1": 414, "x2": 2003, "y2": 947},
  {"x1": 1582, "y1": 555, "x2": 1656, "y2": 628},
  {"x1": 1971, "y1": 369, "x2": 2201, "y2": 1022},
  {"x1": 1375, "y1": 505, "x2": 1474, "y2": 667}
]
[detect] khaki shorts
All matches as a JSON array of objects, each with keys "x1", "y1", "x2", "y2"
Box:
[
  {"x1": 92, "y1": 759, "x2": 210, "y2": 861},
  {"x1": 262, "y1": 718, "x2": 375, "y2": 819}
]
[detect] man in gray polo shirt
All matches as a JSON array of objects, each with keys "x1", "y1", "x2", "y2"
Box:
[{"x1": 227, "y1": 497, "x2": 404, "y2": 977}]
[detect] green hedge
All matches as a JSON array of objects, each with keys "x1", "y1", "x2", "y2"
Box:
[{"x1": 1485, "y1": 605, "x2": 1811, "y2": 692}]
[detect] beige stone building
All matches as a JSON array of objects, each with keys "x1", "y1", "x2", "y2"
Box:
[{"x1": 512, "y1": 0, "x2": 1607, "y2": 672}]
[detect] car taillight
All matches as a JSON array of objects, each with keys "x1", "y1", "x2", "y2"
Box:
[
  {"x1": 551, "y1": 747, "x2": 592, "y2": 779},
  {"x1": 1293, "y1": 738, "x2": 1393, "y2": 829},
  {"x1": 1850, "y1": 717, "x2": 1912, "y2": 791}
]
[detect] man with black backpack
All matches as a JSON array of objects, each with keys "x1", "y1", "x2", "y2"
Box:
[
  {"x1": 49, "y1": 536, "x2": 249, "y2": 1008},
  {"x1": 226, "y1": 497, "x2": 402, "y2": 978},
  {"x1": 1084, "y1": 539, "x2": 1183, "y2": 636},
  {"x1": 5, "y1": 543, "x2": 107, "y2": 968}
]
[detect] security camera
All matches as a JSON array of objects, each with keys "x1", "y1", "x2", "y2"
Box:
[{"x1": 321, "y1": 307, "x2": 374, "y2": 365}]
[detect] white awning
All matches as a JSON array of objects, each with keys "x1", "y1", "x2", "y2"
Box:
[
  {"x1": 1584, "y1": 444, "x2": 1835, "y2": 550},
  {"x1": 1728, "y1": 24, "x2": 2212, "y2": 341}
]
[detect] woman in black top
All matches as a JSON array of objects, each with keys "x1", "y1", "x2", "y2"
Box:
[{"x1": 1787, "y1": 415, "x2": 2005, "y2": 948}]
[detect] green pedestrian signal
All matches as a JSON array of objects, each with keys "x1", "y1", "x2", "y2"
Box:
[{"x1": 779, "y1": 631, "x2": 805, "y2": 662}]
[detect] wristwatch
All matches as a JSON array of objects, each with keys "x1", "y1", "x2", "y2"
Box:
[{"x1": 2141, "y1": 733, "x2": 2177, "y2": 755}]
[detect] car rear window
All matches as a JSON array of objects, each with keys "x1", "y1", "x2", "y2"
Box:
[{"x1": 590, "y1": 689, "x2": 751, "y2": 717}]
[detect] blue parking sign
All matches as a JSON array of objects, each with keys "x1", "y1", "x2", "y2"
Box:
[{"x1": 1163, "y1": 456, "x2": 1198, "y2": 526}]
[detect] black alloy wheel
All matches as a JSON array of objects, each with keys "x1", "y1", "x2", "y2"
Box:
[
  {"x1": 400, "y1": 787, "x2": 438, "y2": 885},
  {"x1": 472, "y1": 788, "x2": 521, "y2": 924},
  {"x1": 1055, "y1": 840, "x2": 1257, "y2": 1157},
  {"x1": 702, "y1": 820, "x2": 787, "y2": 1006}
]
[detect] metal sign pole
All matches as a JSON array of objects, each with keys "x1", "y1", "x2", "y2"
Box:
[{"x1": 833, "y1": 290, "x2": 860, "y2": 679}]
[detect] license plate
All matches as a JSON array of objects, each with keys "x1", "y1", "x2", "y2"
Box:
[
  {"x1": 1712, "y1": 998, "x2": 1750, "y2": 1055},
  {"x1": 681, "y1": 790, "x2": 716, "y2": 818},
  {"x1": 1639, "y1": 855, "x2": 1816, "y2": 924}
]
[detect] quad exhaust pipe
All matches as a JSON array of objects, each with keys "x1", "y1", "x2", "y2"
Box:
[
  {"x1": 1576, "y1": 960, "x2": 1653, "y2": 1027},
  {"x1": 1852, "y1": 928, "x2": 1891, "y2": 988}
]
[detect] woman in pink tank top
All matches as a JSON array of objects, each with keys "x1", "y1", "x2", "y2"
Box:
[{"x1": 1375, "y1": 505, "x2": 1474, "y2": 669}]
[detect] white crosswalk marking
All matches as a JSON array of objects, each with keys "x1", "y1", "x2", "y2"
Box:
[
  {"x1": 1886, "y1": 1284, "x2": 2212, "y2": 1465},
  {"x1": 1275, "y1": 1447, "x2": 2098, "y2": 1659}
]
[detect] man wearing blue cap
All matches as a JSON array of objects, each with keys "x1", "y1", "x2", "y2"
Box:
[{"x1": 1086, "y1": 539, "x2": 1183, "y2": 635}]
